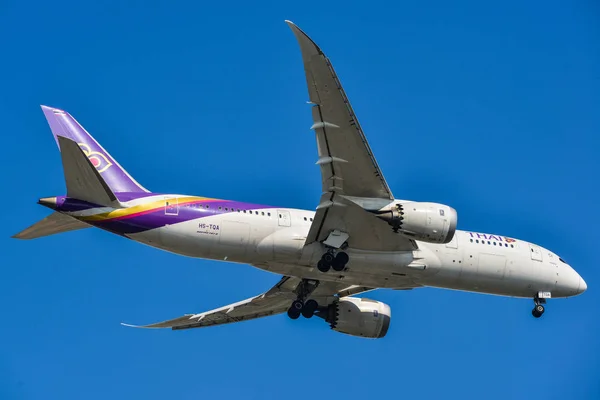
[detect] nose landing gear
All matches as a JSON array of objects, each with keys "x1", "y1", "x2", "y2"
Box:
[
  {"x1": 531, "y1": 294, "x2": 548, "y2": 318},
  {"x1": 532, "y1": 304, "x2": 545, "y2": 318}
]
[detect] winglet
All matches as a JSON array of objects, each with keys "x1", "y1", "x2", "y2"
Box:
[
  {"x1": 285, "y1": 20, "x2": 323, "y2": 57},
  {"x1": 120, "y1": 322, "x2": 154, "y2": 329},
  {"x1": 120, "y1": 314, "x2": 198, "y2": 329}
]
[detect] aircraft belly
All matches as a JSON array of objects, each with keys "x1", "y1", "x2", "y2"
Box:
[
  {"x1": 260, "y1": 227, "x2": 307, "y2": 263},
  {"x1": 255, "y1": 260, "x2": 420, "y2": 289}
]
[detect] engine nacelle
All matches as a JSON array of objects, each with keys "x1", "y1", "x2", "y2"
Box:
[
  {"x1": 376, "y1": 201, "x2": 457, "y2": 244},
  {"x1": 327, "y1": 297, "x2": 391, "y2": 339}
]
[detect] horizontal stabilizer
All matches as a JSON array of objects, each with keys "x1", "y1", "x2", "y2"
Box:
[
  {"x1": 12, "y1": 212, "x2": 90, "y2": 240},
  {"x1": 58, "y1": 136, "x2": 119, "y2": 207}
]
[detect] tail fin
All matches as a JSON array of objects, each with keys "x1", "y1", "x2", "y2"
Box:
[
  {"x1": 12, "y1": 211, "x2": 90, "y2": 240},
  {"x1": 41, "y1": 105, "x2": 148, "y2": 195},
  {"x1": 58, "y1": 136, "x2": 120, "y2": 206}
]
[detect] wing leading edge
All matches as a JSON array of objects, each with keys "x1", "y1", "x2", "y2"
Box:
[
  {"x1": 286, "y1": 21, "x2": 415, "y2": 252},
  {"x1": 286, "y1": 20, "x2": 393, "y2": 200}
]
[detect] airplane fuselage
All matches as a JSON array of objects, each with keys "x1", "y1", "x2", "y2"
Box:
[
  {"x1": 53, "y1": 193, "x2": 584, "y2": 300},
  {"x1": 19, "y1": 23, "x2": 586, "y2": 333}
]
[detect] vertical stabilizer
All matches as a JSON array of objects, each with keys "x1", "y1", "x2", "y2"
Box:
[
  {"x1": 58, "y1": 136, "x2": 119, "y2": 206},
  {"x1": 41, "y1": 105, "x2": 148, "y2": 194}
]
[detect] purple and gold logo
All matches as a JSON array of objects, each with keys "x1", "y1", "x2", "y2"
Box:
[{"x1": 78, "y1": 143, "x2": 113, "y2": 173}]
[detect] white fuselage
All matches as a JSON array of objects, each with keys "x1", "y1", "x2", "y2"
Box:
[{"x1": 124, "y1": 196, "x2": 583, "y2": 300}]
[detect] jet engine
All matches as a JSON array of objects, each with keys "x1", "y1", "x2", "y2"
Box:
[
  {"x1": 324, "y1": 297, "x2": 391, "y2": 339},
  {"x1": 375, "y1": 201, "x2": 457, "y2": 244}
]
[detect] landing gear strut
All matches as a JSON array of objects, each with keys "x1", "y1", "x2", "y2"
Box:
[
  {"x1": 287, "y1": 280, "x2": 320, "y2": 319},
  {"x1": 317, "y1": 248, "x2": 349, "y2": 273},
  {"x1": 531, "y1": 295, "x2": 546, "y2": 318}
]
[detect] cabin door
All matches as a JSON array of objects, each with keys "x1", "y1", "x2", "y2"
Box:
[
  {"x1": 164, "y1": 197, "x2": 179, "y2": 216},
  {"x1": 278, "y1": 210, "x2": 291, "y2": 227}
]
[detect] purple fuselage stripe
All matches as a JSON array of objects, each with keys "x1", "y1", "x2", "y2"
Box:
[{"x1": 51, "y1": 195, "x2": 276, "y2": 235}]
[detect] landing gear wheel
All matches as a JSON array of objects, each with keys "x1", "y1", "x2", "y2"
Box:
[
  {"x1": 331, "y1": 252, "x2": 349, "y2": 271},
  {"x1": 317, "y1": 260, "x2": 331, "y2": 272},
  {"x1": 302, "y1": 299, "x2": 319, "y2": 319},
  {"x1": 291, "y1": 299, "x2": 304, "y2": 311},
  {"x1": 531, "y1": 294, "x2": 547, "y2": 318},
  {"x1": 287, "y1": 308, "x2": 301, "y2": 319},
  {"x1": 532, "y1": 304, "x2": 545, "y2": 318},
  {"x1": 335, "y1": 252, "x2": 349, "y2": 265},
  {"x1": 322, "y1": 253, "x2": 334, "y2": 264},
  {"x1": 535, "y1": 304, "x2": 545, "y2": 314},
  {"x1": 331, "y1": 259, "x2": 344, "y2": 272},
  {"x1": 288, "y1": 299, "x2": 304, "y2": 320}
]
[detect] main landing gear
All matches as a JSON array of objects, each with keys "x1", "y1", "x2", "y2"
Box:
[
  {"x1": 287, "y1": 279, "x2": 320, "y2": 319},
  {"x1": 317, "y1": 249, "x2": 349, "y2": 273},
  {"x1": 287, "y1": 299, "x2": 320, "y2": 320},
  {"x1": 531, "y1": 295, "x2": 547, "y2": 318}
]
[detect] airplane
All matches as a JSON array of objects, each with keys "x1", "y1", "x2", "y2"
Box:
[{"x1": 13, "y1": 21, "x2": 587, "y2": 339}]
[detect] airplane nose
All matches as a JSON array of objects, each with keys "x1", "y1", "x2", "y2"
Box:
[
  {"x1": 578, "y1": 276, "x2": 587, "y2": 294},
  {"x1": 555, "y1": 265, "x2": 586, "y2": 297}
]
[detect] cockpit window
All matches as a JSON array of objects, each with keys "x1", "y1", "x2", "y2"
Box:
[{"x1": 559, "y1": 258, "x2": 567, "y2": 264}]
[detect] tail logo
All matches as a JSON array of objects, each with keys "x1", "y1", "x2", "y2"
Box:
[{"x1": 78, "y1": 143, "x2": 113, "y2": 173}]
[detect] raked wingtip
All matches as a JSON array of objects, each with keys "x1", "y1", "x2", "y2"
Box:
[{"x1": 121, "y1": 322, "x2": 143, "y2": 328}]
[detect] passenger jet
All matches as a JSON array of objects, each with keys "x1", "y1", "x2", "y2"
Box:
[{"x1": 14, "y1": 21, "x2": 587, "y2": 339}]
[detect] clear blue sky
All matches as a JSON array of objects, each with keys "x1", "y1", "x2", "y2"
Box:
[{"x1": 1, "y1": 1, "x2": 599, "y2": 399}]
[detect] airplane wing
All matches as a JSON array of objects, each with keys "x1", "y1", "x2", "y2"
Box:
[
  {"x1": 286, "y1": 21, "x2": 416, "y2": 252},
  {"x1": 122, "y1": 276, "x2": 376, "y2": 330}
]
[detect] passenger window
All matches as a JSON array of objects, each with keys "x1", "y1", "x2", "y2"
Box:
[
  {"x1": 476, "y1": 240, "x2": 479, "y2": 243},
  {"x1": 487, "y1": 241, "x2": 490, "y2": 245},
  {"x1": 304, "y1": 217, "x2": 307, "y2": 221},
  {"x1": 268, "y1": 212, "x2": 271, "y2": 216},
  {"x1": 510, "y1": 244, "x2": 514, "y2": 248},
  {"x1": 470, "y1": 239, "x2": 473, "y2": 243},
  {"x1": 205, "y1": 205, "x2": 209, "y2": 209},
  {"x1": 261, "y1": 212, "x2": 265, "y2": 216},
  {"x1": 493, "y1": 242, "x2": 496, "y2": 246}
]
